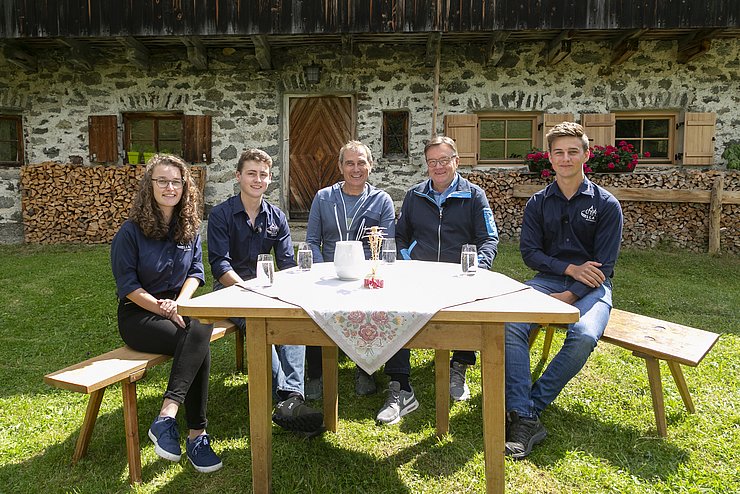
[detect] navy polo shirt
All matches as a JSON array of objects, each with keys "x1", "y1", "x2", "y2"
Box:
[
  {"x1": 207, "y1": 194, "x2": 296, "y2": 286},
  {"x1": 519, "y1": 177, "x2": 623, "y2": 299},
  {"x1": 111, "y1": 220, "x2": 205, "y2": 300}
]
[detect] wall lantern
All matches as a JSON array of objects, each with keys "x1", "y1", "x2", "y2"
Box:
[{"x1": 304, "y1": 63, "x2": 321, "y2": 84}]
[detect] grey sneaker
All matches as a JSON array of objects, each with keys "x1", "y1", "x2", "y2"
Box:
[
  {"x1": 450, "y1": 361, "x2": 471, "y2": 401},
  {"x1": 376, "y1": 381, "x2": 419, "y2": 425},
  {"x1": 505, "y1": 411, "x2": 547, "y2": 459},
  {"x1": 354, "y1": 367, "x2": 377, "y2": 396},
  {"x1": 305, "y1": 376, "x2": 322, "y2": 400}
]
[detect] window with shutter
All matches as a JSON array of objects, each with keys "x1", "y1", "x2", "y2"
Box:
[
  {"x1": 123, "y1": 112, "x2": 184, "y2": 164},
  {"x1": 0, "y1": 115, "x2": 24, "y2": 166},
  {"x1": 444, "y1": 114, "x2": 478, "y2": 166},
  {"x1": 679, "y1": 112, "x2": 716, "y2": 166},
  {"x1": 88, "y1": 115, "x2": 118, "y2": 163},
  {"x1": 539, "y1": 113, "x2": 574, "y2": 149},
  {"x1": 476, "y1": 113, "x2": 538, "y2": 165},
  {"x1": 615, "y1": 112, "x2": 676, "y2": 165},
  {"x1": 183, "y1": 115, "x2": 212, "y2": 163},
  {"x1": 581, "y1": 113, "x2": 616, "y2": 148}
]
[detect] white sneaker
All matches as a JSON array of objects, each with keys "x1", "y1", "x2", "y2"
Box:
[
  {"x1": 376, "y1": 381, "x2": 419, "y2": 425},
  {"x1": 450, "y1": 361, "x2": 471, "y2": 401}
]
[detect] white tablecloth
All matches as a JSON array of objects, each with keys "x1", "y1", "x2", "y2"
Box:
[{"x1": 239, "y1": 260, "x2": 528, "y2": 373}]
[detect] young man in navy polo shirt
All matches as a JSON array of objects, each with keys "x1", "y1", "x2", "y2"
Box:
[
  {"x1": 505, "y1": 122, "x2": 623, "y2": 458},
  {"x1": 208, "y1": 148, "x2": 323, "y2": 435}
]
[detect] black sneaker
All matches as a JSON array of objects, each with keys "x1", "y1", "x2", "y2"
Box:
[
  {"x1": 505, "y1": 411, "x2": 547, "y2": 459},
  {"x1": 272, "y1": 395, "x2": 324, "y2": 434},
  {"x1": 354, "y1": 367, "x2": 377, "y2": 396}
]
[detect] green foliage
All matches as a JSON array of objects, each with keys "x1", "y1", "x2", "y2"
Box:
[
  {"x1": 722, "y1": 143, "x2": 740, "y2": 170},
  {"x1": 0, "y1": 242, "x2": 738, "y2": 493}
]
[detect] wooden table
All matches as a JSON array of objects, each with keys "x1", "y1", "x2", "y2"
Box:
[{"x1": 178, "y1": 271, "x2": 578, "y2": 493}]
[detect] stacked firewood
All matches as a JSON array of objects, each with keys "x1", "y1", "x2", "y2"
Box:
[
  {"x1": 21, "y1": 162, "x2": 206, "y2": 244},
  {"x1": 466, "y1": 169, "x2": 739, "y2": 254}
]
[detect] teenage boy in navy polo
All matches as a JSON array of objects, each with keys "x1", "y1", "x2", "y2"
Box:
[
  {"x1": 505, "y1": 122, "x2": 623, "y2": 458},
  {"x1": 208, "y1": 148, "x2": 323, "y2": 435}
]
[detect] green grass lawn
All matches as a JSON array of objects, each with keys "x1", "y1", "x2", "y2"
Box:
[{"x1": 0, "y1": 241, "x2": 738, "y2": 493}]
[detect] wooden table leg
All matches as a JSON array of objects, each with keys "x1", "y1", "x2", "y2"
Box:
[
  {"x1": 322, "y1": 345, "x2": 339, "y2": 432},
  {"x1": 246, "y1": 317, "x2": 272, "y2": 493},
  {"x1": 481, "y1": 323, "x2": 505, "y2": 494},
  {"x1": 435, "y1": 349, "x2": 450, "y2": 437}
]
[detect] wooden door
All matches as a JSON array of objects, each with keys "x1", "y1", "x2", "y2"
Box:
[{"x1": 289, "y1": 96, "x2": 353, "y2": 217}]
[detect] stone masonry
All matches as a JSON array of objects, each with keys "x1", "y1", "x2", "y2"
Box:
[{"x1": 0, "y1": 38, "x2": 738, "y2": 246}]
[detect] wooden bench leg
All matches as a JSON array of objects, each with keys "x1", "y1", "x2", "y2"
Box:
[
  {"x1": 638, "y1": 352, "x2": 668, "y2": 437},
  {"x1": 122, "y1": 381, "x2": 143, "y2": 485},
  {"x1": 541, "y1": 327, "x2": 554, "y2": 362},
  {"x1": 435, "y1": 349, "x2": 450, "y2": 438},
  {"x1": 72, "y1": 388, "x2": 105, "y2": 463},
  {"x1": 529, "y1": 325, "x2": 555, "y2": 380},
  {"x1": 235, "y1": 327, "x2": 245, "y2": 373},
  {"x1": 667, "y1": 361, "x2": 695, "y2": 413}
]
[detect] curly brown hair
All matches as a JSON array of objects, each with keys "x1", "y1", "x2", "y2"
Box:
[{"x1": 128, "y1": 154, "x2": 202, "y2": 244}]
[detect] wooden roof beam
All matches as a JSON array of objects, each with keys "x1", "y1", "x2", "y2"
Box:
[
  {"x1": 425, "y1": 32, "x2": 442, "y2": 68},
  {"x1": 677, "y1": 29, "x2": 723, "y2": 64},
  {"x1": 118, "y1": 36, "x2": 149, "y2": 70},
  {"x1": 58, "y1": 38, "x2": 93, "y2": 70},
  {"x1": 341, "y1": 34, "x2": 354, "y2": 69},
  {"x1": 485, "y1": 31, "x2": 510, "y2": 67},
  {"x1": 1, "y1": 42, "x2": 37, "y2": 72},
  {"x1": 546, "y1": 30, "x2": 574, "y2": 66},
  {"x1": 251, "y1": 34, "x2": 272, "y2": 70},
  {"x1": 180, "y1": 36, "x2": 208, "y2": 70},
  {"x1": 611, "y1": 29, "x2": 647, "y2": 65}
]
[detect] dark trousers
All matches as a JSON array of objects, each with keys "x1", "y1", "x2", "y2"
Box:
[
  {"x1": 118, "y1": 300, "x2": 212, "y2": 430},
  {"x1": 306, "y1": 345, "x2": 323, "y2": 379},
  {"x1": 384, "y1": 349, "x2": 476, "y2": 376}
]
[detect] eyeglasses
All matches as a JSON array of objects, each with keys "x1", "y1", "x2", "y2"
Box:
[
  {"x1": 152, "y1": 178, "x2": 185, "y2": 189},
  {"x1": 426, "y1": 155, "x2": 456, "y2": 168}
]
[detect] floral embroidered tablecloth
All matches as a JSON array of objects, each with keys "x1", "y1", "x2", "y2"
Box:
[{"x1": 239, "y1": 260, "x2": 528, "y2": 374}]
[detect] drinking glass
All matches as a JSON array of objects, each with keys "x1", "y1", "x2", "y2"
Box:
[
  {"x1": 296, "y1": 242, "x2": 313, "y2": 271},
  {"x1": 381, "y1": 238, "x2": 396, "y2": 264},
  {"x1": 256, "y1": 253, "x2": 274, "y2": 286},
  {"x1": 461, "y1": 244, "x2": 477, "y2": 276}
]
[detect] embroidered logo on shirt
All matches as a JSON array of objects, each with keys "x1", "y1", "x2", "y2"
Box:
[
  {"x1": 580, "y1": 206, "x2": 598, "y2": 222},
  {"x1": 265, "y1": 222, "x2": 279, "y2": 237}
]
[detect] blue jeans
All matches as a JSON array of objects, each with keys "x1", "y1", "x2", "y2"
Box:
[
  {"x1": 231, "y1": 317, "x2": 305, "y2": 399},
  {"x1": 505, "y1": 274, "x2": 612, "y2": 419}
]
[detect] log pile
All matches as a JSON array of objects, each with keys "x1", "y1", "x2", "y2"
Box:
[
  {"x1": 21, "y1": 163, "x2": 206, "y2": 244},
  {"x1": 465, "y1": 169, "x2": 740, "y2": 255}
]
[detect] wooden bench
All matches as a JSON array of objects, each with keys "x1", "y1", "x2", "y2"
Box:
[
  {"x1": 44, "y1": 319, "x2": 243, "y2": 485},
  {"x1": 528, "y1": 308, "x2": 719, "y2": 437}
]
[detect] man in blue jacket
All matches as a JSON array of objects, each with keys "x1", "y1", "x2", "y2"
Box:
[
  {"x1": 505, "y1": 122, "x2": 623, "y2": 459},
  {"x1": 304, "y1": 140, "x2": 396, "y2": 398},
  {"x1": 376, "y1": 135, "x2": 499, "y2": 425},
  {"x1": 208, "y1": 148, "x2": 324, "y2": 436}
]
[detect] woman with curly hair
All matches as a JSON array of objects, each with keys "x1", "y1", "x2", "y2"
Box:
[{"x1": 111, "y1": 154, "x2": 222, "y2": 473}]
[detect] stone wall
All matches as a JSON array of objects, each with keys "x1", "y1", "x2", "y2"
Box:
[
  {"x1": 465, "y1": 169, "x2": 740, "y2": 254},
  {"x1": 0, "y1": 37, "x2": 739, "y2": 245}
]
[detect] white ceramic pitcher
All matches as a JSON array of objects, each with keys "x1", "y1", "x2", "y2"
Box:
[{"x1": 333, "y1": 240, "x2": 366, "y2": 280}]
